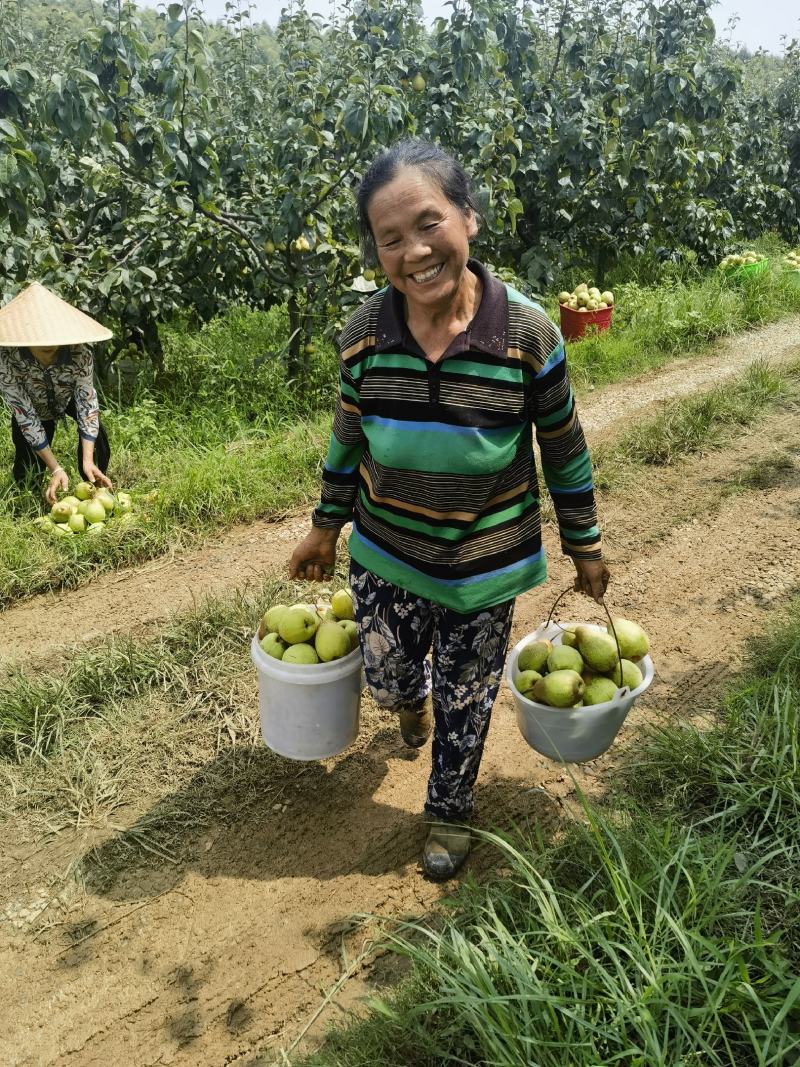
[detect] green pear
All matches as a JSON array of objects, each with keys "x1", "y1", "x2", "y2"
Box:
[
  {"x1": 116, "y1": 492, "x2": 133, "y2": 513},
  {"x1": 74, "y1": 481, "x2": 95, "y2": 501},
  {"x1": 517, "y1": 639, "x2": 552, "y2": 674},
  {"x1": 83, "y1": 499, "x2": 107, "y2": 525},
  {"x1": 532, "y1": 669, "x2": 584, "y2": 708},
  {"x1": 331, "y1": 588, "x2": 355, "y2": 620},
  {"x1": 86, "y1": 522, "x2": 105, "y2": 536},
  {"x1": 260, "y1": 632, "x2": 287, "y2": 660},
  {"x1": 606, "y1": 618, "x2": 649, "y2": 661},
  {"x1": 283, "y1": 642, "x2": 320, "y2": 665},
  {"x1": 605, "y1": 659, "x2": 644, "y2": 690},
  {"x1": 260, "y1": 604, "x2": 289, "y2": 639},
  {"x1": 95, "y1": 488, "x2": 115, "y2": 513},
  {"x1": 514, "y1": 669, "x2": 542, "y2": 698},
  {"x1": 279, "y1": 605, "x2": 320, "y2": 644},
  {"x1": 68, "y1": 512, "x2": 87, "y2": 534},
  {"x1": 576, "y1": 626, "x2": 619, "y2": 673},
  {"x1": 547, "y1": 645, "x2": 584, "y2": 674},
  {"x1": 50, "y1": 500, "x2": 74, "y2": 523},
  {"x1": 560, "y1": 625, "x2": 578, "y2": 648},
  {"x1": 583, "y1": 676, "x2": 619, "y2": 706},
  {"x1": 315, "y1": 621, "x2": 351, "y2": 662},
  {"x1": 338, "y1": 619, "x2": 359, "y2": 651}
]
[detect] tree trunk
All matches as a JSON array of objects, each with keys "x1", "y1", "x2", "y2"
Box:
[{"x1": 287, "y1": 290, "x2": 302, "y2": 380}]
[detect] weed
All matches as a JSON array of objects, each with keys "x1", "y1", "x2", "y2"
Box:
[{"x1": 297, "y1": 601, "x2": 800, "y2": 1067}]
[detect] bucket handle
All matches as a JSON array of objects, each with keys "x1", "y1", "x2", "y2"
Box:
[{"x1": 545, "y1": 586, "x2": 623, "y2": 670}]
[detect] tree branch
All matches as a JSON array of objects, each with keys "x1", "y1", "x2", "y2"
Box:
[
  {"x1": 305, "y1": 164, "x2": 354, "y2": 216},
  {"x1": 549, "y1": 0, "x2": 569, "y2": 83},
  {"x1": 73, "y1": 196, "x2": 114, "y2": 245},
  {"x1": 195, "y1": 202, "x2": 282, "y2": 285}
]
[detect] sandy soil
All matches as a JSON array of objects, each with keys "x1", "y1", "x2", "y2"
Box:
[{"x1": 1, "y1": 325, "x2": 800, "y2": 1066}]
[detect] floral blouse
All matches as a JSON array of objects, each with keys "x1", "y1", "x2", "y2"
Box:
[{"x1": 0, "y1": 345, "x2": 100, "y2": 450}]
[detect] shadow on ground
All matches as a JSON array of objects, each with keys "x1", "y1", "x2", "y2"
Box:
[{"x1": 77, "y1": 723, "x2": 564, "y2": 904}]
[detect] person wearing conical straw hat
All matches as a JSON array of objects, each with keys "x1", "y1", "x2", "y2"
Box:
[{"x1": 0, "y1": 282, "x2": 114, "y2": 504}]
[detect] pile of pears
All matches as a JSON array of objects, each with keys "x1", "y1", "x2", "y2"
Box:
[
  {"x1": 33, "y1": 481, "x2": 134, "y2": 538},
  {"x1": 558, "y1": 283, "x2": 614, "y2": 312},
  {"x1": 257, "y1": 588, "x2": 358, "y2": 665},
  {"x1": 783, "y1": 250, "x2": 800, "y2": 273},
  {"x1": 719, "y1": 250, "x2": 765, "y2": 271},
  {"x1": 513, "y1": 617, "x2": 650, "y2": 709}
]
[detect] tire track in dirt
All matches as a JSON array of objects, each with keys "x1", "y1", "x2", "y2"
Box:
[
  {"x1": 2, "y1": 315, "x2": 799, "y2": 671},
  {"x1": 3, "y1": 414, "x2": 800, "y2": 1066}
]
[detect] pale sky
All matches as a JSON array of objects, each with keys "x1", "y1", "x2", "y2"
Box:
[{"x1": 139, "y1": 0, "x2": 799, "y2": 55}]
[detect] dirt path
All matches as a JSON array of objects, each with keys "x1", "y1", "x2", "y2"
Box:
[
  {"x1": 578, "y1": 316, "x2": 800, "y2": 441},
  {"x1": 2, "y1": 316, "x2": 799, "y2": 671},
  {"x1": 2, "y1": 396, "x2": 800, "y2": 1065}
]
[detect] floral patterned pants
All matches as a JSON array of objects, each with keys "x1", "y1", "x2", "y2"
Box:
[{"x1": 350, "y1": 560, "x2": 515, "y2": 822}]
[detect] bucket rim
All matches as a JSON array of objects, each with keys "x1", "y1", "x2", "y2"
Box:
[{"x1": 251, "y1": 631, "x2": 362, "y2": 684}]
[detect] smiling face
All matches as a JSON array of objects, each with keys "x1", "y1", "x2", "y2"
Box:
[{"x1": 366, "y1": 166, "x2": 478, "y2": 318}]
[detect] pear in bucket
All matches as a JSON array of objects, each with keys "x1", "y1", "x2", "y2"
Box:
[
  {"x1": 606, "y1": 659, "x2": 644, "y2": 690},
  {"x1": 517, "y1": 639, "x2": 551, "y2": 674},
  {"x1": 547, "y1": 645, "x2": 584, "y2": 674},
  {"x1": 532, "y1": 669, "x2": 584, "y2": 708},
  {"x1": 575, "y1": 626, "x2": 619, "y2": 673},
  {"x1": 606, "y1": 618, "x2": 650, "y2": 662},
  {"x1": 583, "y1": 676, "x2": 618, "y2": 706},
  {"x1": 514, "y1": 670, "x2": 542, "y2": 698}
]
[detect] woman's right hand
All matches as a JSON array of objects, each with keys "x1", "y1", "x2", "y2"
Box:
[
  {"x1": 289, "y1": 526, "x2": 340, "y2": 582},
  {"x1": 45, "y1": 468, "x2": 69, "y2": 505}
]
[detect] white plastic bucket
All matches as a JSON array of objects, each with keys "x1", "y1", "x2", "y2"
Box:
[
  {"x1": 251, "y1": 634, "x2": 363, "y2": 760},
  {"x1": 506, "y1": 620, "x2": 654, "y2": 763}
]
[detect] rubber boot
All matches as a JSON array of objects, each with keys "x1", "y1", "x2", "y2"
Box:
[{"x1": 422, "y1": 821, "x2": 471, "y2": 881}]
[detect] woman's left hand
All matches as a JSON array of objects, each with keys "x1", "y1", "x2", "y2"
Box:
[
  {"x1": 84, "y1": 461, "x2": 113, "y2": 491},
  {"x1": 573, "y1": 557, "x2": 610, "y2": 603}
]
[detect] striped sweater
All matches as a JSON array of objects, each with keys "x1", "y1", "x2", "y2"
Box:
[{"x1": 312, "y1": 261, "x2": 601, "y2": 612}]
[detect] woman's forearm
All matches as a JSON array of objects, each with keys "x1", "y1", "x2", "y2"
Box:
[
  {"x1": 81, "y1": 437, "x2": 95, "y2": 467},
  {"x1": 38, "y1": 445, "x2": 63, "y2": 474}
]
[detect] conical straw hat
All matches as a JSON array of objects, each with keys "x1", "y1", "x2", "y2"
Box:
[{"x1": 0, "y1": 282, "x2": 113, "y2": 346}]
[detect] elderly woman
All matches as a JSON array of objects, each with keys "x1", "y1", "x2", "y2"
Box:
[
  {"x1": 290, "y1": 140, "x2": 609, "y2": 880},
  {"x1": 0, "y1": 282, "x2": 113, "y2": 503}
]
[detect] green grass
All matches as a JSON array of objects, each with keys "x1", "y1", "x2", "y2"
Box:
[
  {"x1": 0, "y1": 569, "x2": 315, "y2": 761},
  {"x1": 546, "y1": 254, "x2": 800, "y2": 392},
  {"x1": 0, "y1": 414, "x2": 330, "y2": 608},
  {"x1": 296, "y1": 604, "x2": 800, "y2": 1067},
  {"x1": 591, "y1": 360, "x2": 797, "y2": 490},
  {"x1": 0, "y1": 302, "x2": 337, "y2": 607}
]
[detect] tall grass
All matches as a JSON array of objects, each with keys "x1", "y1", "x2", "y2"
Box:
[
  {"x1": 549, "y1": 258, "x2": 800, "y2": 392},
  {"x1": 0, "y1": 414, "x2": 330, "y2": 607},
  {"x1": 0, "y1": 570, "x2": 304, "y2": 760},
  {"x1": 298, "y1": 603, "x2": 800, "y2": 1067}
]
